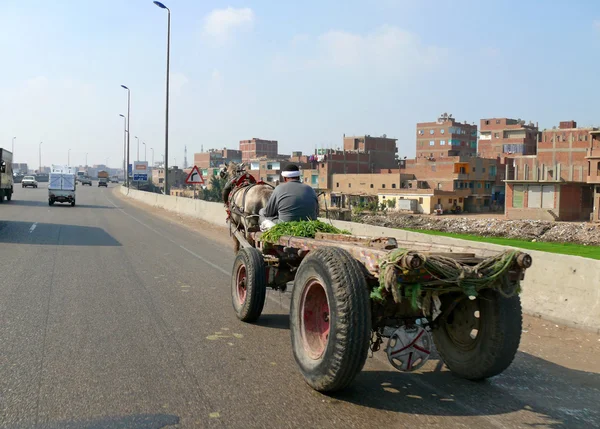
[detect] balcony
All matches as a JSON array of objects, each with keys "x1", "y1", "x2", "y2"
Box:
[{"x1": 454, "y1": 173, "x2": 469, "y2": 180}]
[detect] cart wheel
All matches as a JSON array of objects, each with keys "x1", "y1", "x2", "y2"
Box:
[
  {"x1": 290, "y1": 247, "x2": 371, "y2": 392},
  {"x1": 432, "y1": 289, "x2": 522, "y2": 380},
  {"x1": 231, "y1": 247, "x2": 266, "y2": 323}
]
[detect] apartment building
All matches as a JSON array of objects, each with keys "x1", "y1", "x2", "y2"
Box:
[
  {"x1": 504, "y1": 121, "x2": 599, "y2": 221},
  {"x1": 478, "y1": 118, "x2": 539, "y2": 158},
  {"x1": 240, "y1": 138, "x2": 278, "y2": 162},
  {"x1": 416, "y1": 113, "x2": 477, "y2": 160},
  {"x1": 194, "y1": 149, "x2": 242, "y2": 169}
]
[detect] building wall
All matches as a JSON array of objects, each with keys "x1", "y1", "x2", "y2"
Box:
[
  {"x1": 343, "y1": 135, "x2": 398, "y2": 170},
  {"x1": 240, "y1": 138, "x2": 278, "y2": 161},
  {"x1": 537, "y1": 126, "x2": 593, "y2": 181},
  {"x1": 559, "y1": 184, "x2": 593, "y2": 221}
]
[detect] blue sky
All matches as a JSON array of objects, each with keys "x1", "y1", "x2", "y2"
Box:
[{"x1": 1, "y1": 0, "x2": 599, "y2": 169}]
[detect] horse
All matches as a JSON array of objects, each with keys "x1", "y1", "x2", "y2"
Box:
[{"x1": 220, "y1": 162, "x2": 274, "y2": 253}]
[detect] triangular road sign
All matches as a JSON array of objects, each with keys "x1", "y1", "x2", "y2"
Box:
[{"x1": 185, "y1": 166, "x2": 205, "y2": 185}]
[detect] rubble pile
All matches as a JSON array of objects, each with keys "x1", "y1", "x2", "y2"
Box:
[{"x1": 353, "y1": 213, "x2": 600, "y2": 246}]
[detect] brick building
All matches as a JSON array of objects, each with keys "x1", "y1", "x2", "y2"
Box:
[
  {"x1": 416, "y1": 113, "x2": 477, "y2": 160},
  {"x1": 504, "y1": 121, "x2": 599, "y2": 221},
  {"x1": 194, "y1": 149, "x2": 242, "y2": 169},
  {"x1": 588, "y1": 131, "x2": 600, "y2": 221},
  {"x1": 240, "y1": 138, "x2": 278, "y2": 162},
  {"x1": 343, "y1": 135, "x2": 398, "y2": 169},
  {"x1": 479, "y1": 118, "x2": 539, "y2": 158}
]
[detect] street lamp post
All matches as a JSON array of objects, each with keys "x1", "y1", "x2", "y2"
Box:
[
  {"x1": 85, "y1": 153, "x2": 88, "y2": 168},
  {"x1": 39, "y1": 142, "x2": 43, "y2": 173},
  {"x1": 151, "y1": 147, "x2": 154, "y2": 166},
  {"x1": 121, "y1": 85, "x2": 131, "y2": 187},
  {"x1": 135, "y1": 136, "x2": 140, "y2": 161},
  {"x1": 154, "y1": 1, "x2": 171, "y2": 195},
  {"x1": 142, "y1": 142, "x2": 147, "y2": 162},
  {"x1": 12, "y1": 137, "x2": 16, "y2": 155},
  {"x1": 119, "y1": 114, "x2": 127, "y2": 181}
]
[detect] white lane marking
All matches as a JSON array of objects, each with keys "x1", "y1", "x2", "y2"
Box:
[
  {"x1": 106, "y1": 193, "x2": 508, "y2": 427},
  {"x1": 29, "y1": 223, "x2": 38, "y2": 233}
]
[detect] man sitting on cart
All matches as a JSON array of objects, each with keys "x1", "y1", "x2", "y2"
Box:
[{"x1": 259, "y1": 164, "x2": 319, "y2": 228}]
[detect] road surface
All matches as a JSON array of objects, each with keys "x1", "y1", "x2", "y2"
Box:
[{"x1": 0, "y1": 184, "x2": 598, "y2": 428}]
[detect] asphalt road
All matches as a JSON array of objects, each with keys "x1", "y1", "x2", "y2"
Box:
[{"x1": 0, "y1": 183, "x2": 598, "y2": 429}]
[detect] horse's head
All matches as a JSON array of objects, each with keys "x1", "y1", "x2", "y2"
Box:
[{"x1": 219, "y1": 162, "x2": 246, "y2": 180}]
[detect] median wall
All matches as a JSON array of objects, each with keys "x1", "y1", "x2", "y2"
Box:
[{"x1": 119, "y1": 186, "x2": 600, "y2": 333}]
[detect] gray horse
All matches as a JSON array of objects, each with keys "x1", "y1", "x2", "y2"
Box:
[{"x1": 220, "y1": 162, "x2": 274, "y2": 252}]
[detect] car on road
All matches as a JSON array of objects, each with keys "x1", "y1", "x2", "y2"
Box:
[
  {"x1": 80, "y1": 177, "x2": 92, "y2": 186},
  {"x1": 98, "y1": 178, "x2": 108, "y2": 187},
  {"x1": 22, "y1": 176, "x2": 38, "y2": 188}
]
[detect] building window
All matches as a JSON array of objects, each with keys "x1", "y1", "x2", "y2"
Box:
[
  {"x1": 430, "y1": 130, "x2": 435, "y2": 135},
  {"x1": 392, "y1": 183, "x2": 396, "y2": 188},
  {"x1": 321, "y1": 163, "x2": 325, "y2": 168},
  {"x1": 448, "y1": 198, "x2": 452, "y2": 203},
  {"x1": 418, "y1": 130, "x2": 424, "y2": 135},
  {"x1": 494, "y1": 133, "x2": 499, "y2": 138},
  {"x1": 429, "y1": 140, "x2": 435, "y2": 146},
  {"x1": 585, "y1": 135, "x2": 588, "y2": 141},
  {"x1": 440, "y1": 140, "x2": 446, "y2": 145},
  {"x1": 459, "y1": 197, "x2": 463, "y2": 202},
  {"x1": 441, "y1": 129, "x2": 445, "y2": 134},
  {"x1": 496, "y1": 119, "x2": 501, "y2": 124},
  {"x1": 348, "y1": 183, "x2": 351, "y2": 188},
  {"x1": 579, "y1": 134, "x2": 583, "y2": 141},
  {"x1": 485, "y1": 120, "x2": 490, "y2": 125},
  {"x1": 473, "y1": 167, "x2": 476, "y2": 172},
  {"x1": 469, "y1": 182, "x2": 474, "y2": 189},
  {"x1": 382, "y1": 184, "x2": 386, "y2": 188},
  {"x1": 336, "y1": 182, "x2": 339, "y2": 188},
  {"x1": 370, "y1": 184, "x2": 374, "y2": 188},
  {"x1": 485, "y1": 183, "x2": 491, "y2": 189},
  {"x1": 478, "y1": 183, "x2": 482, "y2": 188},
  {"x1": 482, "y1": 167, "x2": 486, "y2": 173},
  {"x1": 418, "y1": 197, "x2": 423, "y2": 204}
]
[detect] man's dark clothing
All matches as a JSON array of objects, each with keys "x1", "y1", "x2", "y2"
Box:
[{"x1": 261, "y1": 180, "x2": 319, "y2": 222}]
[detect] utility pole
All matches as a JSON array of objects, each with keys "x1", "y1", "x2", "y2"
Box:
[
  {"x1": 154, "y1": 1, "x2": 171, "y2": 195},
  {"x1": 39, "y1": 142, "x2": 43, "y2": 173}
]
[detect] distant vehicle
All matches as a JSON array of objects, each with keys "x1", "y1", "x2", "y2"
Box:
[
  {"x1": 49, "y1": 170, "x2": 76, "y2": 206},
  {"x1": 22, "y1": 176, "x2": 38, "y2": 188},
  {"x1": 0, "y1": 148, "x2": 14, "y2": 202},
  {"x1": 80, "y1": 176, "x2": 92, "y2": 186},
  {"x1": 110, "y1": 176, "x2": 119, "y2": 183},
  {"x1": 98, "y1": 170, "x2": 109, "y2": 187}
]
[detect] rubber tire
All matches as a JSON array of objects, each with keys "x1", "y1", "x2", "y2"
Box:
[
  {"x1": 49, "y1": 200, "x2": 54, "y2": 206},
  {"x1": 290, "y1": 247, "x2": 372, "y2": 392},
  {"x1": 231, "y1": 247, "x2": 267, "y2": 323},
  {"x1": 6, "y1": 190, "x2": 11, "y2": 201},
  {"x1": 71, "y1": 201, "x2": 76, "y2": 207},
  {"x1": 432, "y1": 289, "x2": 522, "y2": 381}
]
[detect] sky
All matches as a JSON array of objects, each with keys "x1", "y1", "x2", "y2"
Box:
[{"x1": 1, "y1": 0, "x2": 599, "y2": 169}]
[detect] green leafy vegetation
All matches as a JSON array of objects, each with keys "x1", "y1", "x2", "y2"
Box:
[
  {"x1": 404, "y1": 228, "x2": 600, "y2": 260},
  {"x1": 261, "y1": 220, "x2": 351, "y2": 244}
]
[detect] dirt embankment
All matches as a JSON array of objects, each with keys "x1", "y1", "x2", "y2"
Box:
[{"x1": 352, "y1": 213, "x2": 600, "y2": 246}]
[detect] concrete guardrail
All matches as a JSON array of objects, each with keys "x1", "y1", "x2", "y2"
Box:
[{"x1": 120, "y1": 186, "x2": 600, "y2": 333}]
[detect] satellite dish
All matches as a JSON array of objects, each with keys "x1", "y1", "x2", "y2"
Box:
[{"x1": 383, "y1": 134, "x2": 387, "y2": 138}]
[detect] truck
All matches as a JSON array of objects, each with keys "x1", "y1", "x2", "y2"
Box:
[
  {"x1": 0, "y1": 149, "x2": 14, "y2": 202},
  {"x1": 48, "y1": 166, "x2": 76, "y2": 206},
  {"x1": 98, "y1": 170, "x2": 109, "y2": 187}
]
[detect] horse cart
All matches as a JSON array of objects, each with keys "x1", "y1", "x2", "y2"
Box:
[{"x1": 228, "y1": 221, "x2": 533, "y2": 392}]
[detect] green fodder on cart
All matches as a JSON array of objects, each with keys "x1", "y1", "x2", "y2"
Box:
[
  {"x1": 261, "y1": 220, "x2": 351, "y2": 244},
  {"x1": 371, "y1": 248, "x2": 523, "y2": 309}
]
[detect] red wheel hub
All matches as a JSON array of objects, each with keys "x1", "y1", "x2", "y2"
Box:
[
  {"x1": 300, "y1": 279, "x2": 330, "y2": 359},
  {"x1": 236, "y1": 265, "x2": 247, "y2": 305}
]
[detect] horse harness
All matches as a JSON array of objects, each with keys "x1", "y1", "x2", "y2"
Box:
[{"x1": 225, "y1": 173, "x2": 273, "y2": 230}]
